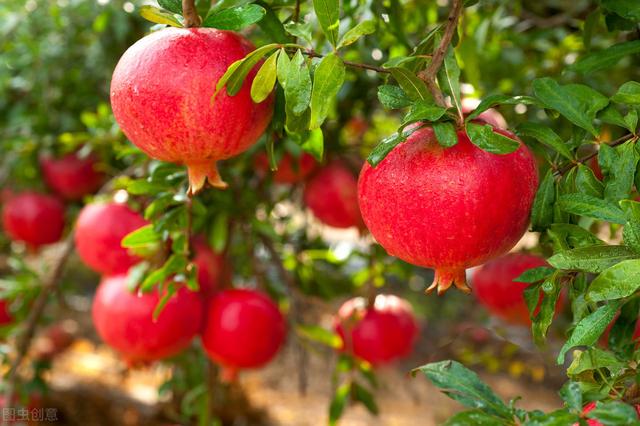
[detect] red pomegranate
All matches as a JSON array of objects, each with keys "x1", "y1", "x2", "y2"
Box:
[
  {"x1": 461, "y1": 98, "x2": 508, "y2": 129},
  {"x1": 0, "y1": 300, "x2": 12, "y2": 326},
  {"x1": 192, "y1": 235, "x2": 228, "y2": 297},
  {"x1": 335, "y1": 294, "x2": 418, "y2": 365},
  {"x1": 589, "y1": 156, "x2": 604, "y2": 180},
  {"x1": 304, "y1": 161, "x2": 362, "y2": 228},
  {"x1": 40, "y1": 152, "x2": 104, "y2": 200},
  {"x1": 2, "y1": 192, "x2": 65, "y2": 249},
  {"x1": 472, "y1": 253, "x2": 563, "y2": 325},
  {"x1": 358, "y1": 126, "x2": 538, "y2": 294},
  {"x1": 110, "y1": 28, "x2": 273, "y2": 194},
  {"x1": 75, "y1": 202, "x2": 148, "y2": 275},
  {"x1": 92, "y1": 274, "x2": 204, "y2": 362},
  {"x1": 255, "y1": 151, "x2": 318, "y2": 183},
  {"x1": 201, "y1": 289, "x2": 286, "y2": 379}
]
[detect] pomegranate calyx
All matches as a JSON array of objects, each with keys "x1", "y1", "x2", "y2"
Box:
[
  {"x1": 187, "y1": 161, "x2": 228, "y2": 195},
  {"x1": 427, "y1": 268, "x2": 470, "y2": 295}
]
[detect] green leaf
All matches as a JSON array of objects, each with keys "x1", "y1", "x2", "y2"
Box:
[
  {"x1": 414, "y1": 361, "x2": 512, "y2": 419},
  {"x1": 548, "y1": 224, "x2": 605, "y2": 251},
  {"x1": 367, "y1": 132, "x2": 406, "y2": 166},
  {"x1": 250, "y1": 50, "x2": 278, "y2": 103},
  {"x1": 437, "y1": 46, "x2": 462, "y2": 120},
  {"x1": 621, "y1": 199, "x2": 640, "y2": 253},
  {"x1": 285, "y1": 50, "x2": 312, "y2": 116},
  {"x1": 216, "y1": 43, "x2": 279, "y2": 97},
  {"x1": 443, "y1": 410, "x2": 505, "y2": 426},
  {"x1": 276, "y1": 47, "x2": 290, "y2": 87},
  {"x1": 516, "y1": 122, "x2": 573, "y2": 160},
  {"x1": 557, "y1": 301, "x2": 622, "y2": 364},
  {"x1": 570, "y1": 41, "x2": 640, "y2": 75},
  {"x1": 589, "y1": 401, "x2": 640, "y2": 426},
  {"x1": 210, "y1": 213, "x2": 229, "y2": 253},
  {"x1": 567, "y1": 347, "x2": 625, "y2": 377},
  {"x1": 465, "y1": 95, "x2": 540, "y2": 122},
  {"x1": 612, "y1": 81, "x2": 640, "y2": 105},
  {"x1": 284, "y1": 21, "x2": 313, "y2": 44},
  {"x1": 158, "y1": 0, "x2": 182, "y2": 14},
  {"x1": 352, "y1": 382, "x2": 379, "y2": 415},
  {"x1": 301, "y1": 128, "x2": 324, "y2": 161},
  {"x1": 465, "y1": 122, "x2": 520, "y2": 154},
  {"x1": 548, "y1": 245, "x2": 637, "y2": 273},
  {"x1": 575, "y1": 164, "x2": 604, "y2": 198},
  {"x1": 337, "y1": 20, "x2": 376, "y2": 49},
  {"x1": 310, "y1": 53, "x2": 345, "y2": 129},
  {"x1": 604, "y1": 141, "x2": 639, "y2": 202},
  {"x1": 559, "y1": 382, "x2": 582, "y2": 411},
  {"x1": 531, "y1": 276, "x2": 562, "y2": 345},
  {"x1": 608, "y1": 298, "x2": 640, "y2": 356},
  {"x1": 588, "y1": 259, "x2": 640, "y2": 301},
  {"x1": 432, "y1": 122, "x2": 458, "y2": 148},
  {"x1": 532, "y1": 78, "x2": 608, "y2": 136},
  {"x1": 402, "y1": 101, "x2": 447, "y2": 124},
  {"x1": 139, "y1": 5, "x2": 183, "y2": 27},
  {"x1": 202, "y1": 4, "x2": 266, "y2": 30},
  {"x1": 329, "y1": 382, "x2": 351, "y2": 426},
  {"x1": 388, "y1": 67, "x2": 431, "y2": 101},
  {"x1": 557, "y1": 194, "x2": 626, "y2": 224},
  {"x1": 602, "y1": 0, "x2": 640, "y2": 21},
  {"x1": 296, "y1": 324, "x2": 341, "y2": 348},
  {"x1": 256, "y1": 1, "x2": 288, "y2": 43},
  {"x1": 531, "y1": 170, "x2": 556, "y2": 231},
  {"x1": 313, "y1": 0, "x2": 340, "y2": 47},
  {"x1": 121, "y1": 224, "x2": 162, "y2": 248},
  {"x1": 377, "y1": 85, "x2": 412, "y2": 109},
  {"x1": 599, "y1": 105, "x2": 631, "y2": 131},
  {"x1": 625, "y1": 109, "x2": 638, "y2": 132},
  {"x1": 514, "y1": 266, "x2": 555, "y2": 283}
]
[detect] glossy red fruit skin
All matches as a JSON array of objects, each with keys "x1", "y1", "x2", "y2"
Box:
[
  {"x1": 461, "y1": 98, "x2": 508, "y2": 129},
  {"x1": 255, "y1": 152, "x2": 318, "y2": 183},
  {"x1": 590, "y1": 156, "x2": 604, "y2": 180},
  {"x1": 192, "y1": 235, "x2": 228, "y2": 298},
  {"x1": 92, "y1": 275, "x2": 204, "y2": 363},
  {"x1": 40, "y1": 152, "x2": 104, "y2": 200},
  {"x1": 472, "y1": 253, "x2": 562, "y2": 325},
  {"x1": 358, "y1": 126, "x2": 538, "y2": 294},
  {"x1": 0, "y1": 300, "x2": 11, "y2": 326},
  {"x1": 2, "y1": 192, "x2": 65, "y2": 249},
  {"x1": 75, "y1": 202, "x2": 148, "y2": 275},
  {"x1": 201, "y1": 289, "x2": 286, "y2": 374},
  {"x1": 335, "y1": 294, "x2": 419, "y2": 365},
  {"x1": 110, "y1": 28, "x2": 273, "y2": 193},
  {"x1": 304, "y1": 161, "x2": 362, "y2": 228}
]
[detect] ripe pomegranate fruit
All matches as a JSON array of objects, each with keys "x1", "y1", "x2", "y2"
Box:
[
  {"x1": 40, "y1": 152, "x2": 104, "y2": 200},
  {"x1": 111, "y1": 28, "x2": 273, "y2": 194},
  {"x1": 461, "y1": 98, "x2": 508, "y2": 129},
  {"x1": 92, "y1": 274, "x2": 204, "y2": 362},
  {"x1": 2, "y1": 192, "x2": 65, "y2": 249},
  {"x1": 472, "y1": 253, "x2": 564, "y2": 325},
  {"x1": 0, "y1": 300, "x2": 12, "y2": 326},
  {"x1": 335, "y1": 294, "x2": 418, "y2": 365},
  {"x1": 201, "y1": 289, "x2": 286, "y2": 379},
  {"x1": 192, "y1": 235, "x2": 228, "y2": 297},
  {"x1": 358, "y1": 126, "x2": 538, "y2": 294},
  {"x1": 255, "y1": 151, "x2": 318, "y2": 183},
  {"x1": 304, "y1": 161, "x2": 363, "y2": 228},
  {"x1": 75, "y1": 202, "x2": 148, "y2": 275}
]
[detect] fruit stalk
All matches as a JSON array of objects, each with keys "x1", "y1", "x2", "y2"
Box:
[{"x1": 182, "y1": 0, "x2": 201, "y2": 27}]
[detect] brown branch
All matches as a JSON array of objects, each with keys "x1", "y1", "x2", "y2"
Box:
[
  {"x1": 182, "y1": 0, "x2": 202, "y2": 28},
  {"x1": 299, "y1": 49, "x2": 390, "y2": 74},
  {"x1": 419, "y1": 0, "x2": 464, "y2": 109},
  {"x1": 554, "y1": 133, "x2": 636, "y2": 176}
]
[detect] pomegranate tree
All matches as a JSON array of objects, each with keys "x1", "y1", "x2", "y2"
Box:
[
  {"x1": 92, "y1": 274, "x2": 204, "y2": 363},
  {"x1": 472, "y1": 253, "x2": 562, "y2": 325},
  {"x1": 2, "y1": 192, "x2": 65, "y2": 249},
  {"x1": 40, "y1": 152, "x2": 104, "y2": 200},
  {"x1": 75, "y1": 202, "x2": 148, "y2": 275},
  {"x1": 192, "y1": 235, "x2": 228, "y2": 298},
  {"x1": 201, "y1": 289, "x2": 286, "y2": 379},
  {"x1": 358, "y1": 126, "x2": 538, "y2": 294},
  {"x1": 304, "y1": 161, "x2": 362, "y2": 229},
  {"x1": 255, "y1": 151, "x2": 318, "y2": 184},
  {"x1": 110, "y1": 28, "x2": 273, "y2": 194},
  {"x1": 334, "y1": 294, "x2": 418, "y2": 365}
]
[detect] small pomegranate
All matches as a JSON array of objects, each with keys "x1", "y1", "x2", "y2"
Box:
[
  {"x1": 2, "y1": 192, "x2": 65, "y2": 249},
  {"x1": 40, "y1": 152, "x2": 104, "y2": 200},
  {"x1": 75, "y1": 202, "x2": 148, "y2": 275},
  {"x1": 111, "y1": 28, "x2": 273, "y2": 194},
  {"x1": 92, "y1": 274, "x2": 204, "y2": 362},
  {"x1": 472, "y1": 253, "x2": 563, "y2": 325},
  {"x1": 255, "y1": 151, "x2": 317, "y2": 183},
  {"x1": 358, "y1": 126, "x2": 538, "y2": 294},
  {"x1": 589, "y1": 156, "x2": 604, "y2": 180},
  {"x1": 201, "y1": 289, "x2": 286, "y2": 379},
  {"x1": 461, "y1": 98, "x2": 508, "y2": 129},
  {"x1": 192, "y1": 235, "x2": 228, "y2": 297},
  {"x1": 304, "y1": 161, "x2": 362, "y2": 228},
  {"x1": 335, "y1": 294, "x2": 418, "y2": 365},
  {"x1": 0, "y1": 300, "x2": 12, "y2": 326}
]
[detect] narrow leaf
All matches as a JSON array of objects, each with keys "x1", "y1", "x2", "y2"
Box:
[
  {"x1": 250, "y1": 51, "x2": 278, "y2": 103},
  {"x1": 588, "y1": 259, "x2": 640, "y2": 302},
  {"x1": 310, "y1": 53, "x2": 345, "y2": 129}
]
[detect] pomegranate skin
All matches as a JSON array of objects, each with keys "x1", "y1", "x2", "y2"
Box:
[
  {"x1": 75, "y1": 202, "x2": 148, "y2": 275},
  {"x1": 2, "y1": 192, "x2": 65, "y2": 249},
  {"x1": 472, "y1": 253, "x2": 561, "y2": 325},
  {"x1": 255, "y1": 152, "x2": 318, "y2": 183},
  {"x1": 40, "y1": 152, "x2": 104, "y2": 200},
  {"x1": 201, "y1": 289, "x2": 286, "y2": 375},
  {"x1": 304, "y1": 161, "x2": 362, "y2": 228},
  {"x1": 192, "y1": 235, "x2": 228, "y2": 298},
  {"x1": 110, "y1": 28, "x2": 273, "y2": 194},
  {"x1": 335, "y1": 294, "x2": 418, "y2": 365},
  {"x1": 358, "y1": 126, "x2": 538, "y2": 294},
  {"x1": 0, "y1": 300, "x2": 11, "y2": 326},
  {"x1": 92, "y1": 275, "x2": 204, "y2": 362}
]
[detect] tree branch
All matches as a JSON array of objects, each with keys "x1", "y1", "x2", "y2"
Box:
[
  {"x1": 554, "y1": 133, "x2": 636, "y2": 176},
  {"x1": 182, "y1": 0, "x2": 202, "y2": 28},
  {"x1": 298, "y1": 49, "x2": 390, "y2": 74}
]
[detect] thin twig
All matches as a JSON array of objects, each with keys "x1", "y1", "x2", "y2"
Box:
[
  {"x1": 419, "y1": 0, "x2": 464, "y2": 108},
  {"x1": 293, "y1": 0, "x2": 301, "y2": 24},
  {"x1": 185, "y1": 195, "x2": 193, "y2": 257},
  {"x1": 298, "y1": 49, "x2": 390, "y2": 74},
  {"x1": 182, "y1": 0, "x2": 202, "y2": 27},
  {"x1": 554, "y1": 133, "x2": 636, "y2": 176}
]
